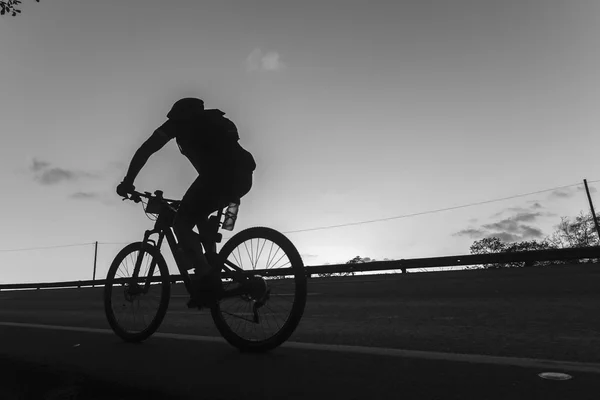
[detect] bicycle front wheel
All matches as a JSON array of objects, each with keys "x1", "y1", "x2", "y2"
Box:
[
  {"x1": 104, "y1": 242, "x2": 171, "y2": 343},
  {"x1": 211, "y1": 227, "x2": 307, "y2": 352}
]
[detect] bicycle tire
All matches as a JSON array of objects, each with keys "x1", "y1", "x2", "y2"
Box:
[
  {"x1": 211, "y1": 226, "x2": 307, "y2": 352},
  {"x1": 104, "y1": 242, "x2": 171, "y2": 343}
]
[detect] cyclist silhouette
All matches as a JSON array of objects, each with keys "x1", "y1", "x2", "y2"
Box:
[{"x1": 116, "y1": 97, "x2": 256, "y2": 307}]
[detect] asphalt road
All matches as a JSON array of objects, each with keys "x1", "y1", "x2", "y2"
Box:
[
  {"x1": 2, "y1": 264, "x2": 600, "y2": 364},
  {"x1": 1, "y1": 264, "x2": 599, "y2": 398},
  {"x1": 0, "y1": 323, "x2": 598, "y2": 400}
]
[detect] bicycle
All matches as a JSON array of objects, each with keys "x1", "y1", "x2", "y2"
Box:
[{"x1": 103, "y1": 189, "x2": 307, "y2": 353}]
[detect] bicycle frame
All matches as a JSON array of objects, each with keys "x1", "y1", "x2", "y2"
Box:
[{"x1": 127, "y1": 190, "x2": 252, "y2": 299}]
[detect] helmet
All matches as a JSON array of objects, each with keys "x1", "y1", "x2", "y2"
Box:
[{"x1": 167, "y1": 97, "x2": 205, "y2": 120}]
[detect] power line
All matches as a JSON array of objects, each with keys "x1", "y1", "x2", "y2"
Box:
[
  {"x1": 0, "y1": 180, "x2": 597, "y2": 251},
  {"x1": 0, "y1": 242, "x2": 95, "y2": 253},
  {"x1": 281, "y1": 180, "x2": 600, "y2": 234}
]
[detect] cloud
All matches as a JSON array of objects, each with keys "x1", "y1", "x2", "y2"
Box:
[
  {"x1": 526, "y1": 202, "x2": 555, "y2": 216},
  {"x1": 491, "y1": 207, "x2": 529, "y2": 218},
  {"x1": 245, "y1": 48, "x2": 286, "y2": 72},
  {"x1": 30, "y1": 158, "x2": 100, "y2": 185},
  {"x1": 37, "y1": 168, "x2": 76, "y2": 185},
  {"x1": 491, "y1": 202, "x2": 546, "y2": 219},
  {"x1": 482, "y1": 212, "x2": 543, "y2": 232},
  {"x1": 69, "y1": 191, "x2": 121, "y2": 207},
  {"x1": 494, "y1": 232, "x2": 521, "y2": 242},
  {"x1": 549, "y1": 189, "x2": 573, "y2": 199},
  {"x1": 481, "y1": 223, "x2": 544, "y2": 241},
  {"x1": 454, "y1": 210, "x2": 547, "y2": 243},
  {"x1": 31, "y1": 158, "x2": 50, "y2": 172},
  {"x1": 482, "y1": 219, "x2": 519, "y2": 232},
  {"x1": 70, "y1": 191, "x2": 100, "y2": 200},
  {"x1": 453, "y1": 228, "x2": 486, "y2": 238},
  {"x1": 577, "y1": 185, "x2": 597, "y2": 193},
  {"x1": 513, "y1": 212, "x2": 544, "y2": 223},
  {"x1": 461, "y1": 229, "x2": 539, "y2": 243},
  {"x1": 549, "y1": 185, "x2": 596, "y2": 200},
  {"x1": 492, "y1": 203, "x2": 546, "y2": 218},
  {"x1": 520, "y1": 225, "x2": 544, "y2": 238}
]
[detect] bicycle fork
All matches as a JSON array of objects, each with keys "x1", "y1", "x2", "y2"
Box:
[{"x1": 128, "y1": 229, "x2": 166, "y2": 295}]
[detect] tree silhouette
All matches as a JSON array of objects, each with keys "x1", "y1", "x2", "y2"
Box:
[
  {"x1": 469, "y1": 210, "x2": 600, "y2": 269},
  {"x1": 1, "y1": 0, "x2": 39, "y2": 17},
  {"x1": 469, "y1": 237, "x2": 506, "y2": 255},
  {"x1": 317, "y1": 256, "x2": 367, "y2": 278},
  {"x1": 547, "y1": 211, "x2": 599, "y2": 249}
]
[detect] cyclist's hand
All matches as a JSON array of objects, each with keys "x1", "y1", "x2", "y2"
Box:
[{"x1": 116, "y1": 180, "x2": 135, "y2": 199}]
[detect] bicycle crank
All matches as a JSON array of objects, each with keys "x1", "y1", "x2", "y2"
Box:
[
  {"x1": 252, "y1": 288, "x2": 271, "y2": 323},
  {"x1": 124, "y1": 283, "x2": 144, "y2": 301}
]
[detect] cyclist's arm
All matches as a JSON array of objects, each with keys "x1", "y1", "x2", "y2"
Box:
[{"x1": 123, "y1": 129, "x2": 172, "y2": 185}]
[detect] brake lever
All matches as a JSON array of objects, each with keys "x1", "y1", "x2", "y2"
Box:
[{"x1": 121, "y1": 192, "x2": 141, "y2": 203}]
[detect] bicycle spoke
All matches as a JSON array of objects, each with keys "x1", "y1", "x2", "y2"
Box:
[
  {"x1": 269, "y1": 251, "x2": 287, "y2": 270},
  {"x1": 221, "y1": 310, "x2": 256, "y2": 324},
  {"x1": 107, "y1": 245, "x2": 169, "y2": 341},
  {"x1": 263, "y1": 303, "x2": 284, "y2": 329},
  {"x1": 255, "y1": 238, "x2": 268, "y2": 266},
  {"x1": 250, "y1": 239, "x2": 255, "y2": 269},
  {"x1": 211, "y1": 227, "x2": 306, "y2": 351},
  {"x1": 237, "y1": 248, "x2": 244, "y2": 269},
  {"x1": 243, "y1": 240, "x2": 254, "y2": 270},
  {"x1": 265, "y1": 242, "x2": 276, "y2": 270},
  {"x1": 274, "y1": 258, "x2": 291, "y2": 270},
  {"x1": 231, "y1": 248, "x2": 243, "y2": 271}
]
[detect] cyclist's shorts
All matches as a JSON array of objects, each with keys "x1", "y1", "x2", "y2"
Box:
[{"x1": 178, "y1": 171, "x2": 252, "y2": 222}]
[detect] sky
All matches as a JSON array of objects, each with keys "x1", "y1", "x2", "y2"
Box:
[{"x1": 1, "y1": 0, "x2": 600, "y2": 284}]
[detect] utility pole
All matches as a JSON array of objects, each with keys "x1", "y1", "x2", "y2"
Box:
[
  {"x1": 92, "y1": 241, "x2": 98, "y2": 287},
  {"x1": 583, "y1": 179, "x2": 600, "y2": 244}
]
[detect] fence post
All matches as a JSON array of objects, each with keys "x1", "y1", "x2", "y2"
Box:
[
  {"x1": 92, "y1": 241, "x2": 98, "y2": 287},
  {"x1": 584, "y1": 179, "x2": 600, "y2": 245}
]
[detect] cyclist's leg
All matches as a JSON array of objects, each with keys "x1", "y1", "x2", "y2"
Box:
[
  {"x1": 174, "y1": 171, "x2": 253, "y2": 273},
  {"x1": 173, "y1": 176, "x2": 222, "y2": 277},
  {"x1": 200, "y1": 172, "x2": 253, "y2": 267}
]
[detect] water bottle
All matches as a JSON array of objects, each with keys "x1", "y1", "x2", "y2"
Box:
[{"x1": 222, "y1": 202, "x2": 239, "y2": 231}]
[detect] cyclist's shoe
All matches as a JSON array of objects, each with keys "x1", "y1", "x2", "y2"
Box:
[{"x1": 187, "y1": 266, "x2": 222, "y2": 310}]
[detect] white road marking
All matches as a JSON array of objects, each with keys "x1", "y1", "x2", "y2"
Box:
[
  {"x1": 171, "y1": 292, "x2": 321, "y2": 298},
  {"x1": 0, "y1": 321, "x2": 599, "y2": 374},
  {"x1": 0, "y1": 321, "x2": 226, "y2": 343}
]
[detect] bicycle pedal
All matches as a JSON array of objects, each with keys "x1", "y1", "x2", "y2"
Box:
[
  {"x1": 187, "y1": 291, "x2": 218, "y2": 310},
  {"x1": 187, "y1": 299, "x2": 210, "y2": 310}
]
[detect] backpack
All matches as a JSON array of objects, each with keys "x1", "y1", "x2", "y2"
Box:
[{"x1": 179, "y1": 109, "x2": 256, "y2": 173}]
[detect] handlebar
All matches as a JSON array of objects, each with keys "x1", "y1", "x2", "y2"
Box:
[{"x1": 123, "y1": 189, "x2": 180, "y2": 206}]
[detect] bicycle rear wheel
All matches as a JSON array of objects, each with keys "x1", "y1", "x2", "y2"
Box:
[
  {"x1": 211, "y1": 227, "x2": 307, "y2": 352},
  {"x1": 104, "y1": 242, "x2": 171, "y2": 343}
]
